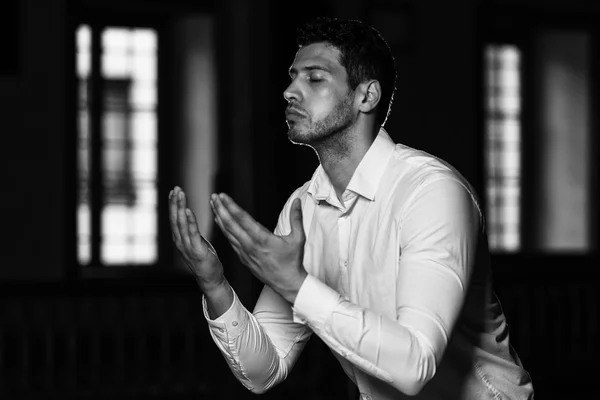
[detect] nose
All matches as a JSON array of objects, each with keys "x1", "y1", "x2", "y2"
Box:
[{"x1": 283, "y1": 80, "x2": 302, "y2": 104}]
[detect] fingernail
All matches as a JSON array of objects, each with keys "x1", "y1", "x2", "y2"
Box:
[
  {"x1": 169, "y1": 190, "x2": 173, "y2": 198},
  {"x1": 179, "y1": 191, "x2": 184, "y2": 199}
]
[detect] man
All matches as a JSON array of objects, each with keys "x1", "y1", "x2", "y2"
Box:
[{"x1": 169, "y1": 17, "x2": 534, "y2": 399}]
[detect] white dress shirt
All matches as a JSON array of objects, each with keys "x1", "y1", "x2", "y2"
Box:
[{"x1": 202, "y1": 129, "x2": 534, "y2": 399}]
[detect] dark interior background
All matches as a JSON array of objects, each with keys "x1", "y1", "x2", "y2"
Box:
[{"x1": 1, "y1": 0, "x2": 598, "y2": 399}]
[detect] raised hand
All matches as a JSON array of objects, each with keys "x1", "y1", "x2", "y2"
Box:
[
  {"x1": 169, "y1": 186, "x2": 225, "y2": 293},
  {"x1": 210, "y1": 193, "x2": 308, "y2": 304}
]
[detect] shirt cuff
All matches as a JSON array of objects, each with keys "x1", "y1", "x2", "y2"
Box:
[
  {"x1": 202, "y1": 289, "x2": 250, "y2": 341},
  {"x1": 292, "y1": 274, "x2": 342, "y2": 326}
]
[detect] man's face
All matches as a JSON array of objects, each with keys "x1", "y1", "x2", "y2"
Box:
[{"x1": 284, "y1": 42, "x2": 356, "y2": 145}]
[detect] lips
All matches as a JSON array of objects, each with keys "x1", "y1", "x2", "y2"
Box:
[{"x1": 285, "y1": 108, "x2": 306, "y2": 120}]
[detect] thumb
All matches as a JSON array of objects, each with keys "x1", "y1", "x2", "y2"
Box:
[{"x1": 289, "y1": 198, "x2": 305, "y2": 240}]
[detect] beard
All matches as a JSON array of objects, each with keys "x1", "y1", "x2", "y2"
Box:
[{"x1": 287, "y1": 94, "x2": 355, "y2": 148}]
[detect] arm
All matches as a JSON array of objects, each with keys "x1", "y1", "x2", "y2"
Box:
[
  {"x1": 169, "y1": 186, "x2": 235, "y2": 318},
  {"x1": 201, "y1": 284, "x2": 312, "y2": 394},
  {"x1": 208, "y1": 179, "x2": 480, "y2": 395},
  {"x1": 183, "y1": 189, "x2": 312, "y2": 393},
  {"x1": 291, "y1": 178, "x2": 481, "y2": 395}
]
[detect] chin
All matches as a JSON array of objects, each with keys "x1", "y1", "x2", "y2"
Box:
[{"x1": 287, "y1": 127, "x2": 308, "y2": 143}]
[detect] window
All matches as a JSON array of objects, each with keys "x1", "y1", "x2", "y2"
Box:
[
  {"x1": 484, "y1": 45, "x2": 522, "y2": 252},
  {"x1": 484, "y1": 28, "x2": 596, "y2": 254},
  {"x1": 77, "y1": 24, "x2": 160, "y2": 266}
]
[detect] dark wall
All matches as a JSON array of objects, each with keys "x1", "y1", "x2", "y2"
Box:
[{"x1": 0, "y1": 0, "x2": 70, "y2": 280}]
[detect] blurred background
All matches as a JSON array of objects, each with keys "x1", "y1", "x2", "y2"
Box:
[{"x1": 0, "y1": 0, "x2": 598, "y2": 398}]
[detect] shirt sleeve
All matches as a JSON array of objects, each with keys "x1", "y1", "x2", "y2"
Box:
[
  {"x1": 202, "y1": 189, "x2": 313, "y2": 394},
  {"x1": 202, "y1": 286, "x2": 312, "y2": 394},
  {"x1": 291, "y1": 177, "x2": 482, "y2": 396}
]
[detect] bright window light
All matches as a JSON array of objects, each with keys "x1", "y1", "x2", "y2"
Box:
[
  {"x1": 485, "y1": 45, "x2": 522, "y2": 252},
  {"x1": 77, "y1": 25, "x2": 159, "y2": 265}
]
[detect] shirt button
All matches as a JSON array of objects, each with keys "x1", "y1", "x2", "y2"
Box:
[
  {"x1": 232, "y1": 321, "x2": 238, "y2": 327},
  {"x1": 343, "y1": 260, "x2": 348, "y2": 267}
]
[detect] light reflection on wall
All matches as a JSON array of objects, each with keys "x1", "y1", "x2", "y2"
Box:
[
  {"x1": 533, "y1": 30, "x2": 591, "y2": 252},
  {"x1": 178, "y1": 16, "x2": 217, "y2": 243}
]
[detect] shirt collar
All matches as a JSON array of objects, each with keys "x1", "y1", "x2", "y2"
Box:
[{"x1": 307, "y1": 128, "x2": 396, "y2": 202}]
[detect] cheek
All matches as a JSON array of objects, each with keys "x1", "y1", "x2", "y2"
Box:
[{"x1": 308, "y1": 88, "x2": 338, "y2": 120}]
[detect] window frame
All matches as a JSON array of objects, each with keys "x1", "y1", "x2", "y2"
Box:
[{"x1": 68, "y1": 9, "x2": 174, "y2": 279}]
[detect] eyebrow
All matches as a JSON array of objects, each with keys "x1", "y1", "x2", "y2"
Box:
[{"x1": 288, "y1": 64, "x2": 333, "y2": 77}]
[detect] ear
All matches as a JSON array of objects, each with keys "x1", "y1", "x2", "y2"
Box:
[{"x1": 355, "y1": 80, "x2": 381, "y2": 114}]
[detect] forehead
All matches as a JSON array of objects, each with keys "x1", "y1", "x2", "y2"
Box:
[{"x1": 289, "y1": 42, "x2": 344, "y2": 73}]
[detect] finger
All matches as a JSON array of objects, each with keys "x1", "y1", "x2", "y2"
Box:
[
  {"x1": 220, "y1": 193, "x2": 271, "y2": 237},
  {"x1": 212, "y1": 202, "x2": 244, "y2": 252},
  {"x1": 210, "y1": 200, "x2": 253, "y2": 265},
  {"x1": 169, "y1": 186, "x2": 182, "y2": 243},
  {"x1": 289, "y1": 197, "x2": 305, "y2": 242},
  {"x1": 202, "y1": 234, "x2": 219, "y2": 257},
  {"x1": 186, "y1": 208, "x2": 208, "y2": 257},
  {"x1": 216, "y1": 216, "x2": 250, "y2": 266},
  {"x1": 211, "y1": 202, "x2": 257, "y2": 268},
  {"x1": 186, "y1": 208, "x2": 219, "y2": 258},
  {"x1": 211, "y1": 194, "x2": 255, "y2": 250},
  {"x1": 215, "y1": 193, "x2": 271, "y2": 244},
  {"x1": 177, "y1": 190, "x2": 192, "y2": 248},
  {"x1": 213, "y1": 211, "x2": 252, "y2": 266}
]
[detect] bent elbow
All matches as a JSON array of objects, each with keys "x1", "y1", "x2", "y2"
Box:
[
  {"x1": 391, "y1": 343, "x2": 437, "y2": 396},
  {"x1": 244, "y1": 378, "x2": 281, "y2": 395},
  {"x1": 238, "y1": 349, "x2": 289, "y2": 395},
  {"x1": 249, "y1": 386, "x2": 269, "y2": 395},
  {"x1": 400, "y1": 377, "x2": 430, "y2": 397},
  {"x1": 234, "y1": 373, "x2": 274, "y2": 395},
  {"x1": 245, "y1": 369, "x2": 286, "y2": 395},
  {"x1": 391, "y1": 372, "x2": 433, "y2": 397},
  {"x1": 248, "y1": 378, "x2": 286, "y2": 395}
]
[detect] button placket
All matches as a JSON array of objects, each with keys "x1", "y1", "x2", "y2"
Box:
[{"x1": 338, "y1": 212, "x2": 350, "y2": 294}]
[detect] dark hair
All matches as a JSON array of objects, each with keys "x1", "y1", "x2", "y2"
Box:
[{"x1": 296, "y1": 16, "x2": 397, "y2": 126}]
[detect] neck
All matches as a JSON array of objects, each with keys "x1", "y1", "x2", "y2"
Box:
[{"x1": 314, "y1": 123, "x2": 379, "y2": 198}]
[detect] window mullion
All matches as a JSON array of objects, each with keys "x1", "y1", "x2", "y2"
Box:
[{"x1": 89, "y1": 24, "x2": 104, "y2": 266}]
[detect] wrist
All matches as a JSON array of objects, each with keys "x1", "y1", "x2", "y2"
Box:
[
  {"x1": 281, "y1": 269, "x2": 308, "y2": 305},
  {"x1": 201, "y1": 277, "x2": 234, "y2": 319},
  {"x1": 198, "y1": 274, "x2": 228, "y2": 295}
]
